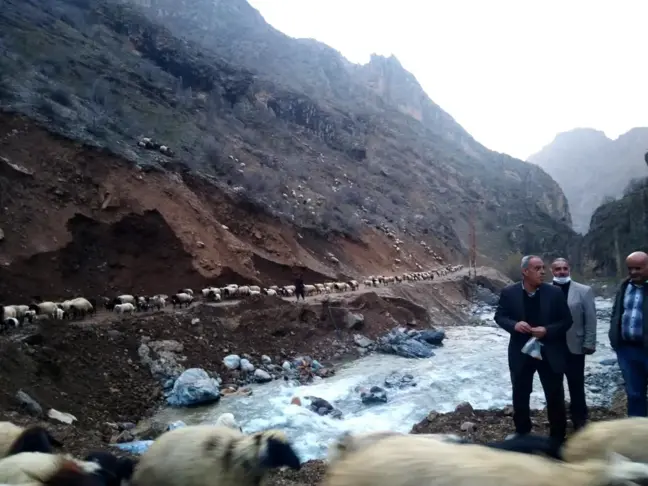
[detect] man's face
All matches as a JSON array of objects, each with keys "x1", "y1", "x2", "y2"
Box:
[
  {"x1": 551, "y1": 260, "x2": 570, "y2": 278},
  {"x1": 523, "y1": 257, "x2": 545, "y2": 286},
  {"x1": 627, "y1": 256, "x2": 648, "y2": 283}
]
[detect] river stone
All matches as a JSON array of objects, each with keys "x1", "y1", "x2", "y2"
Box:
[
  {"x1": 223, "y1": 354, "x2": 241, "y2": 370},
  {"x1": 346, "y1": 313, "x2": 365, "y2": 330},
  {"x1": 16, "y1": 390, "x2": 43, "y2": 417},
  {"x1": 353, "y1": 334, "x2": 374, "y2": 348},
  {"x1": 254, "y1": 369, "x2": 272, "y2": 383},
  {"x1": 455, "y1": 401, "x2": 474, "y2": 415},
  {"x1": 460, "y1": 421, "x2": 477, "y2": 432},
  {"x1": 360, "y1": 386, "x2": 388, "y2": 405},
  {"x1": 240, "y1": 358, "x2": 255, "y2": 372},
  {"x1": 261, "y1": 355, "x2": 272, "y2": 365}
]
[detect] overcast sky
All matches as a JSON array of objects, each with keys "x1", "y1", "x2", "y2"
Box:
[{"x1": 247, "y1": 0, "x2": 647, "y2": 160}]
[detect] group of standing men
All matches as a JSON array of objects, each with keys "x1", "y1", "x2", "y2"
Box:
[{"x1": 495, "y1": 251, "x2": 648, "y2": 446}]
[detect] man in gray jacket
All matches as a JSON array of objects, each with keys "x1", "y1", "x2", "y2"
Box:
[
  {"x1": 609, "y1": 251, "x2": 648, "y2": 417},
  {"x1": 551, "y1": 258, "x2": 597, "y2": 430}
]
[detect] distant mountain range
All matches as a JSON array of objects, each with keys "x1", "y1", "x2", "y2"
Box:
[{"x1": 528, "y1": 127, "x2": 648, "y2": 233}]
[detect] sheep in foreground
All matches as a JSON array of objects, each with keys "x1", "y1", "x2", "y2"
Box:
[
  {"x1": 0, "y1": 452, "x2": 102, "y2": 485},
  {"x1": 84, "y1": 451, "x2": 138, "y2": 486},
  {"x1": 131, "y1": 425, "x2": 301, "y2": 486},
  {"x1": 0, "y1": 421, "x2": 63, "y2": 458},
  {"x1": 328, "y1": 431, "x2": 471, "y2": 465},
  {"x1": 561, "y1": 417, "x2": 648, "y2": 464},
  {"x1": 323, "y1": 433, "x2": 648, "y2": 486},
  {"x1": 329, "y1": 430, "x2": 561, "y2": 463}
]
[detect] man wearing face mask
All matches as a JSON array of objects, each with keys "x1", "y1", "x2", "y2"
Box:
[
  {"x1": 609, "y1": 251, "x2": 648, "y2": 416},
  {"x1": 551, "y1": 258, "x2": 597, "y2": 431}
]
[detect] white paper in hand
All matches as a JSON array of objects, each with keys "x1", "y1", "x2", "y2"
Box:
[{"x1": 521, "y1": 336, "x2": 543, "y2": 360}]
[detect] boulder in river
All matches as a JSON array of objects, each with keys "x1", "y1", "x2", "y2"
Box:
[
  {"x1": 384, "y1": 371, "x2": 416, "y2": 389},
  {"x1": 240, "y1": 358, "x2": 255, "y2": 372},
  {"x1": 376, "y1": 327, "x2": 444, "y2": 358},
  {"x1": 254, "y1": 369, "x2": 272, "y2": 383},
  {"x1": 361, "y1": 386, "x2": 388, "y2": 405},
  {"x1": 223, "y1": 354, "x2": 241, "y2": 370},
  {"x1": 166, "y1": 368, "x2": 221, "y2": 407}
]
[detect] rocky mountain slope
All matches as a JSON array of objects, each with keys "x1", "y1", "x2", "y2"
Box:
[
  {"x1": 583, "y1": 176, "x2": 648, "y2": 277},
  {"x1": 529, "y1": 127, "x2": 648, "y2": 233},
  {"x1": 0, "y1": 0, "x2": 577, "y2": 298}
]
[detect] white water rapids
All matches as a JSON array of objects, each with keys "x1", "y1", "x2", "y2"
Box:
[{"x1": 154, "y1": 297, "x2": 619, "y2": 462}]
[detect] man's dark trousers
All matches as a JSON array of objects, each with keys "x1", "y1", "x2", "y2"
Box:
[
  {"x1": 512, "y1": 354, "x2": 567, "y2": 441},
  {"x1": 565, "y1": 352, "x2": 587, "y2": 429}
]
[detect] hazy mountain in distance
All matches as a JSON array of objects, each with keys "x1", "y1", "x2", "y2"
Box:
[{"x1": 528, "y1": 127, "x2": 648, "y2": 233}]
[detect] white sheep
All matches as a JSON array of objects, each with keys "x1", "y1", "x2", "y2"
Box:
[
  {"x1": 5, "y1": 305, "x2": 29, "y2": 319},
  {"x1": 323, "y1": 433, "x2": 648, "y2": 486},
  {"x1": 264, "y1": 289, "x2": 277, "y2": 297},
  {"x1": 28, "y1": 302, "x2": 58, "y2": 319},
  {"x1": 114, "y1": 303, "x2": 135, "y2": 314},
  {"x1": 149, "y1": 296, "x2": 166, "y2": 310},
  {"x1": 0, "y1": 421, "x2": 63, "y2": 458},
  {"x1": 236, "y1": 286, "x2": 251, "y2": 297},
  {"x1": 562, "y1": 417, "x2": 648, "y2": 464},
  {"x1": 116, "y1": 295, "x2": 135, "y2": 305},
  {"x1": 171, "y1": 293, "x2": 193, "y2": 308},
  {"x1": 131, "y1": 425, "x2": 301, "y2": 486},
  {"x1": 0, "y1": 452, "x2": 101, "y2": 484}
]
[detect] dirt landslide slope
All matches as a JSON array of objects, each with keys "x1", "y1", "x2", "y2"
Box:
[{"x1": 0, "y1": 113, "x2": 447, "y2": 302}]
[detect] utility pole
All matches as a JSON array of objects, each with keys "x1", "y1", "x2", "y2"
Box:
[{"x1": 468, "y1": 209, "x2": 477, "y2": 278}]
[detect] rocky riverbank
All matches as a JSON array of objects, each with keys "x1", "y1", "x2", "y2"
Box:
[
  {"x1": 0, "y1": 284, "x2": 459, "y2": 455},
  {"x1": 266, "y1": 393, "x2": 629, "y2": 486}
]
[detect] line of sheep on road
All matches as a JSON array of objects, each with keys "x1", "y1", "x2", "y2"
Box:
[{"x1": 0, "y1": 265, "x2": 463, "y2": 331}]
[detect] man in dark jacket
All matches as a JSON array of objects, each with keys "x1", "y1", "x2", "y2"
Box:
[
  {"x1": 295, "y1": 273, "x2": 305, "y2": 301},
  {"x1": 495, "y1": 255, "x2": 573, "y2": 444},
  {"x1": 609, "y1": 251, "x2": 648, "y2": 417}
]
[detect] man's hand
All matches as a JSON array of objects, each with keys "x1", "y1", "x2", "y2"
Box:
[
  {"x1": 514, "y1": 321, "x2": 532, "y2": 333},
  {"x1": 583, "y1": 347, "x2": 596, "y2": 355},
  {"x1": 530, "y1": 326, "x2": 547, "y2": 339}
]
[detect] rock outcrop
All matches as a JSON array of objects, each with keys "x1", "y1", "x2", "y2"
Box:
[
  {"x1": 529, "y1": 127, "x2": 648, "y2": 233},
  {"x1": 583, "y1": 177, "x2": 648, "y2": 276}
]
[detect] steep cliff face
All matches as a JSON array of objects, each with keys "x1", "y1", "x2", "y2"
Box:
[
  {"x1": 529, "y1": 127, "x2": 648, "y2": 233},
  {"x1": 0, "y1": 0, "x2": 576, "y2": 292},
  {"x1": 122, "y1": 0, "x2": 574, "y2": 253},
  {"x1": 583, "y1": 177, "x2": 648, "y2": 277}
]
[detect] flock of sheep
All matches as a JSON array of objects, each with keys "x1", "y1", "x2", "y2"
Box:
[
  {"x1": 0, "y1": 265, "x2": 463, "y2": 330},
  {"x1": 1, "y1": 414, "x2": 648, "y2": 486}
]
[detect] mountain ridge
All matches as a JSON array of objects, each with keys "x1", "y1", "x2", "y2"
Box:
[
  {"x1": 0, "y1": 0, "x2": 577, "y2": 297},
  {"x1": 529, "y1": 125, "x2": 648, "y2": 233}
]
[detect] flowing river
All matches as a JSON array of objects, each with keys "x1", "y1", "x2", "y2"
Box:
[{"x1": 153, "y1": 297, "x2": 620, "y2": 461}]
